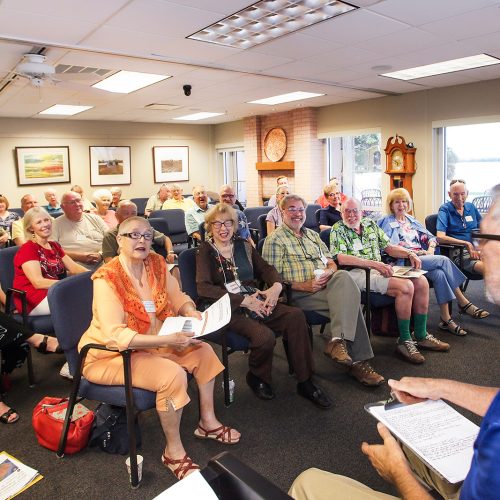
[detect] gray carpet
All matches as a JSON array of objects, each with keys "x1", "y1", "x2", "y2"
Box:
[{"x1": 2, "y1": 280, "x2": 499, "y2": 499}]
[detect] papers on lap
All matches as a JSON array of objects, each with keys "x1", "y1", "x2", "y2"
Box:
[
  {"x1": 365, "y1": 399, "x2": 479, "y2": 484},
  {"x1": 153, "y1": 470, "x2": 218, "y2": 499},
  {"x1": 392, "y1": 266, "x2": 427, "y2": 278},
  {"x1": 158, "y1": 294, "x2": 231, "y2": 338},
  {"x1": 0, "y1": 451, "x2": 42, "y2": 500}
]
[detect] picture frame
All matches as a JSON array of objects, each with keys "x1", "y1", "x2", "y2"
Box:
[
  {"x1": 153, "y1": 146, "x2": 189, "y2": 183},
  {"x1": 15, "y1": 146, "x2": 71, "y2": 186},
  {"x1": 90, "y1": 146, "x2": 131, "y2": 186}
]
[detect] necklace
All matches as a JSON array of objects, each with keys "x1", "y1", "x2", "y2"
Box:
[{"x1": 211, "y1": 240, "x2": 239, "y2": 281}]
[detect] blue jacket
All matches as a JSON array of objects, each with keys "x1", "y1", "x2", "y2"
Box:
[{"x1": 378, "y1": 213, "x2": 437, "y2": 250}]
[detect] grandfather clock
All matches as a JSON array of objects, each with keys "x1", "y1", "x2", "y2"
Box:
[{"x1": 384, "y1": 134, "x2": 416, "y2": 200}]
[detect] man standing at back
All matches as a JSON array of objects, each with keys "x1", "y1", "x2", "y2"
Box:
[
  {"x1": 268, "y1": 175, "x2": 289, "y2": 207},
  {"x1": 52, "y1": 191, "x2": 107, "y2": 270},
  {"x1": 185, "y1": 185, "x2": 209, "y2": 242}
]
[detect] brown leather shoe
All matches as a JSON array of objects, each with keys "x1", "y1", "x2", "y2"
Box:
[
  {"x1": 324, "y1": 338, "x2": 352, "y2": 366},
  {"x1": 416, "y1": 333, "x2": 450, "y2": 352},
  {"x1": 396, "y1": 339, "x2": 425, "y2": 364},
  {"x1": 350, "y1": 361, "x2": 385, "y2": 386}
]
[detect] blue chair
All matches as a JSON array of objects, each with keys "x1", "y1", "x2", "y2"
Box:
[
  {"x1": 48, "y1": 272, "x2": 155, "y2": 488},
  {"x1": 304, "y1": 204, "x2": 321, "y2": 232},
  {"x1": 130, "y1": 197, "x2": 148, "y2": 217},
  {"x1": 257, "y1": 213, "x2": 268, "y2": 239},
  {"x1": 150, "y1": 209, "x2": 191, "y2": 254},
  {"x1": 243, "y1": 206, "x2": 272, "y2": 242},
  {"x1": 148, "y1": 217, "x2": 169, "y2": 258},
  {"x1": 8, "y1": 208, "x2": 24, "y2": 217}
]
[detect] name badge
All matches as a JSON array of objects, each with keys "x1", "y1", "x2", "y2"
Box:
[
  {"x1": 225, "y1": 280, "x2": 242, "y2": 294},
  {"x1": 142, "y1": 300, "x2": 156, "y2": 313},
  {"x1": 390, "y1": 221, "x2": 400, "y2": 228},
  {"x1": 320, "y1": 252, "x2": 328, "y2": 266},
  {"x1": 465, "y1": 215, "x2": 473, "y2": 222},
  {"x1": 353, "y1": 240, "x2": 364, "y2": 251},
  {"x1": 76, "y1": 234, "x2": 86, "y2": 241}
]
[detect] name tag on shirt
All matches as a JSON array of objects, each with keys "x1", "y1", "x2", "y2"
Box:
[
  {"x1": 465, "y1": 215, "x2": 473, "y2": 222},
  {"x1": 143, "y1": 300, "x2": 156, "y2": 313},
  {"x1": 319, "y1": 252, "x2": 328, "y2": 266},
  {"x1": 225, "y1": 280, "x2": 242, "y2": 294},
  {"x1": 353, "y1": 240, "x2": 364, "y2": 251},
  {"x1": 76, "y1": 234, "x2": 87, "y2": 241},
  {"x1": 390, "y1": 222, "x2": 400, "y2": 228}
]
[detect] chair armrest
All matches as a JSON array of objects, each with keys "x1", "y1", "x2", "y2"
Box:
[
  {"x1": 5, "y1": 288, "x2": 29, "y2": 328},
  {"x1": 249, "y1": 228, "x2": 259, "y2": 246}
]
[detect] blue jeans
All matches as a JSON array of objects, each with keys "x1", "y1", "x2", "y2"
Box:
[{"x1": 420, "y1": 255, "x2": 466, "y2": 305}]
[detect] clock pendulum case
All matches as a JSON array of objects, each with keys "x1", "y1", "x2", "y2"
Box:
[{"x1": 384, "y1": 134, "x2": 416, "y2": 201}]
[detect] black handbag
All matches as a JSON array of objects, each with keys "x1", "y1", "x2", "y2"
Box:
[{"x1": 88, "y1": 403, "x2": 141, "y2": 455}]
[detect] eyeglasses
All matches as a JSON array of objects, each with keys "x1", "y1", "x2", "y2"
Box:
[
  {"x1": 344, "y1": 209, "x2": 359, "y2": 215},
  {"x1": 221, "y1": 194, "x2": 235, "y2": 199},
  {"x1": 328, "y1": 192, "x2": 341, "y2": 197},
  {"x1": 212, "y1": 220, "x2": 234, "y2": 229},
  {"x1": 286, "y1": 207, "x2": 305, "y2": 213},
  {"x1": 120, "y1": 232, "x2": 154, "y2": 241},
  {"x1": 450, "y1": 179, "x2": 466, "y2": 186}
]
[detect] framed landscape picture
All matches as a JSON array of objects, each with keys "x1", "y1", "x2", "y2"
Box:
[
  {"x1": 15, "y1": 146, "x2": 71, "y2": 186},
  {"x1": 90, "y1": 146, "x2": 131, "y2": 186},
  {"x1": 153, "y1": 146, "x2": 189, "y2": 183}
]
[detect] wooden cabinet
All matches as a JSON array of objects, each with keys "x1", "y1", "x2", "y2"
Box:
[{"x1": 384, "y1": 134, "x2": 416, "y2": 200}]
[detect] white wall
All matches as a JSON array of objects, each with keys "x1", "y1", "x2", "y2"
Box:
[{"x1": 0, "y1": 118, "x2": 217, "y2": 206}]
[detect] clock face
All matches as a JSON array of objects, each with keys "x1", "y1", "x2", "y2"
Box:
[{"x1": 391, "y1": 149, "x2": 404, "y2": 171}]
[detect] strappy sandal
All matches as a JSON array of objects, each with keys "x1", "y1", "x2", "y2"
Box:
[
  {"x1": 439, "y1": 318, "x2": 467, "y2": 336},
  {"x1": 459, "y1": 302, "x2": 490, "y2": 319},
  {"x1": 194, "y1": 424, "x2": 240, "y2": 445},
  {"x1": 161, "y1": 453, "x2": 200, "y2": 480},
  {"x1": 36, "y1": 335, "x2": 63, "y2": 354},
  {"x1": 0, "y1": 407, "x2": 20, "y2": 424}
]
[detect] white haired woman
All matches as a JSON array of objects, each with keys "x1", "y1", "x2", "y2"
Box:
[{"x1": 93, "y1": 188, "x2": 118, "y2": 228}]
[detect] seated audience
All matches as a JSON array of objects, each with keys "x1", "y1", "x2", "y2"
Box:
[
  {"x1": 11, "y1": 194, "x2": 39, "y2": 246},
  {"x1": 71, "y1": 185, "x2": 95, "y2": 213},
  {"x1": 185, "y1": 185, "x2": 209, "y2": 242},
  {"x1": 13, "y1": 207, "x2": 87, "y2": 316},
  {"x1": 145, "y1": 184, "x2": 172, "y2": 217},
  {"x1": 437, "y1": 179, "x2": 484, "y2": 279},
  {"x1": 43, "y1": 188, "x2": 62, "y2": 215},
  {"x1": 0, "y1": 194, "x2": 20, "y2": 248},
  {"x1": 267, "y1": 175, "x2": 289, "y2": 207},
  {"x1": 79, "y1": 216, "x2": 240, "y2": 479},
  {"x1": 196, "y1": 204, "x2": 330, "y2": 408},
  {"x1": 93, "y1": 188, "x2": 118, "y2": 229},
  {"x1": 109, "y1": 186, "x2": 122, "y2": 209},
  {"x1": 263, "y1": 194, "x2": 384, "y2": 387},
  {"x1": 162, "y1": 184, "x2": 196, "y2": 211},
  {"x1": 52, "y1": 191, "x2": 108, "y2": 270},
  {"x1": 316, "y1": 177, "x2": 347, "y2": 208},
  {"x1": 330, "y1": 198, "x2": 449, "y2": 365},
  {"x1": 219, "y1": 185, "x2": 254, "y2": 246},
  {"x1": 220, "y1": 184, "x2": 244, "y2": 211},
  {"x1": 266, "y1": 185, "x2": 290, "y2": 235},
  {"x1": 318, "y1": 185, "x2": 342, "y2": 231},
  {"x1": 378, "y1": 188, "x2": 488, "y2": 336}
]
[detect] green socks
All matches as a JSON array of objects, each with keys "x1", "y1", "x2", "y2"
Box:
[
  {"x1": 397, "y1": 318, "x2": 411, "y2": 342},
  {"x1": 413, "y1": 313, "x2": 428, "y2": 341}
]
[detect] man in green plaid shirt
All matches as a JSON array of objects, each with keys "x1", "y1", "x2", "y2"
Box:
[
  {"x1": 263, "y1": 194, "x2": 384, "y2": 387},
  {"x1": 330, "y1": 198, "x2": 450, "y2": 364}
]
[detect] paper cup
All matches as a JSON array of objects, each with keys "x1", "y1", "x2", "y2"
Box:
[
  {"x1": 126, "y1": 454, "x2": 143, "y2": 483},
  {"x1": 313, "y1": 269, "x2": 325, "y2": 280}
]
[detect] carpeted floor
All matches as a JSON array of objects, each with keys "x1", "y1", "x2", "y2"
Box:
[{"x1": 2, "y1": 280, "x2": 499, "y2": 499}]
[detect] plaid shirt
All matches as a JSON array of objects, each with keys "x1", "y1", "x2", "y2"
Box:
[
  {"x1": 262, "y1": 223, "x2": 331, "y2": 282},
  {"x1": 330, "y1": 218, "x2": 389, "y2": 261}
]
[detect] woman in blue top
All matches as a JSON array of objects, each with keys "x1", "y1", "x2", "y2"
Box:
[{"x1": 378, "y1": 189, "x2": 489, "y2": 336}]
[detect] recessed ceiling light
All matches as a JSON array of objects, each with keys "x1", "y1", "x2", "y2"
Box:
[
  {"x1": 188, "y1": 0, "x2": 357, "y2": 49},
  {"x1": 92, "y1": 70, "x2": 171, "y2": 93},
  {"x1": 39, "y1": 104, "x2": 93, "y2": 116},
  {"x1": 174, "y1": 112, "x2": 225, "y2": 121},
  {"x1": 247, "y1": 91, "x2": 325, "y2": 105},
  {"x1": 381, "y1": 54, "x2": 500, "y2": 80}
]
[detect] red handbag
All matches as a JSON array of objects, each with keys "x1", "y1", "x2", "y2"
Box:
[{"x1": 32, "y1": 397, "x2": 95, "y2": 454}]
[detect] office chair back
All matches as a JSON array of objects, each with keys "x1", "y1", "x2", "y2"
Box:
[
  {"x1": 149, "y1": 209, "x2": 190, "y2": 252},
  {"x1": 319, "y1": 229, "x2": 331, "y2": 249},
  {"x1": 257, "y1": 213, "x2": 268, "y2": 239},
  {"x1": 304, "y1": 204, "x2": 321, "y2": 232},
  {"x1": 130, "y1": 197, "x2": 148, "y2": 217},
  {"x1": 148, "y1": 217, "x2": 169, "y2": 257}
]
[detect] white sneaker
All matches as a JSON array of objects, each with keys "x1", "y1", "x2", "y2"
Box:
[{"x1": 59, "y1": 362, "x2": 73, "y2": 380}]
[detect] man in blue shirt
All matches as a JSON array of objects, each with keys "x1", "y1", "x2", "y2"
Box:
[{"x1": 436, "y1": 179, "x2": 483, "y2": 276}]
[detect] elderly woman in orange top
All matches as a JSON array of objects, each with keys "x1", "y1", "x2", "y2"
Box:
[
  {"x1": 93, "y1": 188, "x2": 118, "y2": 229},
  {"x1": 78, "y1": 216, "x2": 240, "y2": 480}
]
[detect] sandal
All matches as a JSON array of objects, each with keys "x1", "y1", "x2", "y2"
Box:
[
  {"x1": 0, "y1": 407, "x2": 20, "y2": 424},
  {"x1": 36, "y1": 335, "x2": 63, "y2": 355},
  {"x1": 439, "y1": 318, "x2": 467, "y2": 336},
  {"x1": 459, "y1": 302, "x2": 490, "y2": 319},
  {"x1": 194, "y1": 424, "x2": 240, "y2": 445},
  {"x1": 161, "y1": 453, "x2": 200, "y2": 480}
]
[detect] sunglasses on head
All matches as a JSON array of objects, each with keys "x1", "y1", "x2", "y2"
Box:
[{"x1": 450, "y1": 179, "x2": 466, "y2": 186}]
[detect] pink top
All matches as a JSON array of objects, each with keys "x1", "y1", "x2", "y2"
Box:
[{"x1": 100, "y1": 210, "x2": 118, "y2": 229}]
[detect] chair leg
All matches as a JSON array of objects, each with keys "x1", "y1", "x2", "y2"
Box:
[
  {"x1": 220, "y1": 332, "x2": 231, "y2": 407},
  {"x1": 26, "y1": 346, "x2": 35, "y2": 387},
  {"x1": 281, "y1": 339, "x2": 294, "y2": 375}
]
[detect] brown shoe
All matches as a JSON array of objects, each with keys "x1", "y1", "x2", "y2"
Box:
[
  {"x1": 396, "y1": 339, "x2": 425, "y2": 364},
  {"x1": 416, "y1": 333, "x2": 450, "y2": 352},
  {"x1": 324, "y1": 339, "x2": 352, "y2": 366},
  {"x1": 350, "y1": 361, "x2": 385, "y2": 386}
]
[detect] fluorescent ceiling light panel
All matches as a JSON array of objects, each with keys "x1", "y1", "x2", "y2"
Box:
[
  {"x1": 39, "y1": 104, "x2": 93, "y2": 116},
  {"x1": 174, "y1": 112, "x2": 224, "y2": 121},
  {"x1": 92, "y1": 70, "x2": 171, "y2": 93},
  {"x1": 188, "y1": 0, "x2": 357, "y2": 48},
  {"x1": 382, "y1": 54, "x2": 500, "y2": 81},
  {"x1": 248, "y1": 91, "x2": 324, "y2": 105}
]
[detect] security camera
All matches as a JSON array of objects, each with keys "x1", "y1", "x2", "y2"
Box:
[{"x1": 183, "y1": 84, "x2": 192, "y2": 96}]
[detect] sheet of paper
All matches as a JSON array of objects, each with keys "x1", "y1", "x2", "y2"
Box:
[
  {"x1": 392, "y1": 266, "x2": 427, "y2": 279},
  {"x1": 158, "y1": 293, "x2": 231, "y2": 338},
  {"x1": 366, "y1": 399, "x2": 479, "y2": 484},
  {"x1": 0, "y1": 451, "x2": 42, "y2": 500},
  {"x1": 153, "y1": 470, "x2": 218, "y2": 500}
]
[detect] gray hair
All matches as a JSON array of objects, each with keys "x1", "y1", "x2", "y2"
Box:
[
  {"x1": 93, "y1": 188, "x2": 112, "y2": 203},
  {"x1": 110, "y1": 186, "x2": 122, "y2": 195},
  {"x1": 341, "y1": 197, "x2": 362, "y2": 212},
  {"x1": 23, "y1": 206, "x2": 51, "y2": 239},
  {"x1": 280, "y1": 194, "x2": 307, "y2": 210}
]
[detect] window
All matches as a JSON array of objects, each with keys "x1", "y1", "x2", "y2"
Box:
[
  {"x1": 444, "y1": 122, "x2": 500, "y2": 200},
  {"x1": 217, "y1": 149, "x2": 246, "y2": 206}
]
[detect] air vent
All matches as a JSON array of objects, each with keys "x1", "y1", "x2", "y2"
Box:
[
  {"x1": 145, "y1": 103, "x2": 181, "y2": 111},
  {"x1": 55, "y1": 64, "x2": 112, "y2": 77}
]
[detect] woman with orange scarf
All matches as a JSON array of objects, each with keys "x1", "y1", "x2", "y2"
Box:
[{"x1": 79, "y1": 216, "x2": 240, "y2": 480}]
